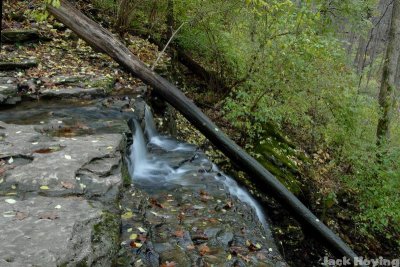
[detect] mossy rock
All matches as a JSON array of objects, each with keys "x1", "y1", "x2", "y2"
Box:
[
  {"x1": 255, "y1": 135, "x2": 305, "y2": 195},
  {"x1": 1, "y1": 29, "x2": 39, "y2": 43},
  {"x1": 91, "y1": 211, "x2": 121, "y2": 265},
  {"x1": 85, "y1": 76, "x2": 116, "y2": 92}
]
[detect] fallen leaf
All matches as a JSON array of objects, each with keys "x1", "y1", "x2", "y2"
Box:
[
  {"x1": 129, "y1": 233, "x2": 138, "y2": 240},
  {"x1": 40, "y1": 185, "x2": 49, "y2": 190},
  {"x1": 61, "y1": 181, "x2": 74, "y2": 189},
  {"x1": 5, "y1": 199, "x2": 16, "y2": 204},
  {"x1": 199, "y1": 244, "x2": 210, "y2": 256},
  {"x1": 174, "y1": 230, "x2": 184, "y2": 238},
  {"x1": 3, "y1": 211, "x2": 15, "y2": 218},
  {"x1": 38, "y1": 212, "x2": 59, "y2": 220},
  {"x1": 137, "y1": 227, "x2": 146, "y2": 233},
  {"x1": 186, "y1": 244, "x2": 195, "y2": 250},
  {"x1": 149, "y1": 198, "x2": 164, "y2": 209},
  {"x1": 8, "y1": 157, "x2": 13, "y2": 164},
  {"x1": 121, "y1": 211, "x2": 133, "y2": 219},
  {"x1": 224, "y1": 200, "x2": 233, "y2": 209},
  {"x1": 64, "y1": 155, "x2": 72, "y2": 160},
  {"x1": 129, "y1": 241, "x2": 142, "y2": 248},
  {"x1": 15, "y1": 211, "x2": 28, "y2": 220},
  {"x1": 246, "y1": 240, "x2": 262, "y2": 251},
  {"x1": 161, "y1": 261, "x2": 176, "y2": 267},
  {"x1": 54, "y1": 205, "x2": 62, "y2": 209}
]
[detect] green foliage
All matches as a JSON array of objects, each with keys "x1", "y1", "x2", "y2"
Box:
[
  {"x1": 92, "y1": 0, "x2": 399, "y2": 244},
  {"x1": 27, "y1": 0, "x2": 60, "y2": 22},
  {"x1": 172, "y1": 0, "x2": 400, "y2": 238}
]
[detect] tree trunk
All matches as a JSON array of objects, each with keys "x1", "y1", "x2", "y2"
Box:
[
  {"x1": 376, "y1": 0, "x2": 400, "y2": 145},
  {"x1": 47, "y1": 1, "x2": 359, "y2": 262},
  {"x1": 0, "y1": 0, "x2": 3, "y2": 52}
]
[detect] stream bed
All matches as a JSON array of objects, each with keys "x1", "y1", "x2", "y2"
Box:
[{"x1": 0, "y1": 98, "x2": 287, "y2": 266}]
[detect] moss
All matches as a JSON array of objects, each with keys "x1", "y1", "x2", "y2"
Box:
[
  {"x1": 255, "y1": 135, "x2": 305, "y2": 195},
  {"x1": 92, "y1": 211, "x2": 120, "y2": 244},
  {"x1": 84, "y1": 76, "x2": 116, "y2": 92},
  {"x1": 121, "y1": 160, "x2": 132, "y2": 187}
]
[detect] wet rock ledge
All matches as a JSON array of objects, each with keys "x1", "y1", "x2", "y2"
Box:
[
  {"x1": 0, "y1": 121, "x2": 124, "y2": 266},
  {"x1": 0, "y1": 119, "x2": 287, "y2": 266}
]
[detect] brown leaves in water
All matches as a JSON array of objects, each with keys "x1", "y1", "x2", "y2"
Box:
[
  {"x1": 160, "y1": 261, "x2": 176, "y2": 267},
  {"x1": 61, "y1": 181, "x2": 75, "y2": 189},
  {"x1": 15, "y1": 211, "x2": 28, "y2": 220},
  {"x1": 33, "y1": 148, "x2": 53, "y2": 154},
  {"x1": 173, "y1": 229, "x2": 184, "y2": 238},
  {"x1": 224, "y1": 200, "x2": 233, "y2": 209},
  {"x1": 38, "y1": 212, "x2": 59, "y2": 220},
  {"x1": 199, "y1": 190, "x2": 213, "y2": 202},
  {"x1": 149, "y1": 198, "x2": 164, "y2": 209},
  {"x1": 198, "y1": 244, "x2": 210, "y2": 256}
]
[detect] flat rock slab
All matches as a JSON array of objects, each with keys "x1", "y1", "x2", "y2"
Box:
[
  {"x1": 40, "y1": 87, "x2": 107, "y2": 99},
  {"x1": 0, "y1": 59, "x2": 38, "y2": 71},
  {"x1": 0, "y1": 196, "x2": 118, "y2": 267},
  {"x1": 0, "y1": 121, "x2": 124, "y2": 203},
  {"x1": 1, "y1": 29, "x2": 40, "y2": 43}
]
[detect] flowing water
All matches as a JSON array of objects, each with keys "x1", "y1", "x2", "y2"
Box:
[{"x1": 128, "y1": 106, "x2": 269, "y2": 231}]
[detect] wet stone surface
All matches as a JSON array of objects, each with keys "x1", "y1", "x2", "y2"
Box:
[
  {"x1": 0, "y1": 121, "x2": 124, "y2": 266},
  {"x1": 117, "y1": 137, "x2": 288, "y2": 267}
]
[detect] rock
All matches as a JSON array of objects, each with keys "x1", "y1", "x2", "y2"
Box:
[
  {"x1": 0, "y1": 79, "x2": 20, "y2": 105},
  {"x1": 0, "y1": 59, "x2": 38, "y2": 71},
  {"x1": 40, "y1": 87, "x2": 106, "y2": 99},
  {"x1": 49, "y1": 74, "x2": 116, "y2": 91},
  {"x1": 0, "y1": 121, "x2": 124, "y2": 204},
  {"x1": 0, "y1": 196, "x2": 119, "y2": 266},
  {"x1": 1, "y1": 29, "x2": 40, "y2": 43}
]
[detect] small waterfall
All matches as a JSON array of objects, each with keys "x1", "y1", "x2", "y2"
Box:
[
  {"x1": 129, "y1": 119, "x2": 148, "y2": 177},
  {"x1": 144, "y1": 105, "x2": 158, "y2": 140},
  {"x1": 145, "y1": 105, "x2": 195, "y2": 152},
  {"x1": 128, "y1": 109, "x2": 268, "y2": 231},
  {"x1": 212, "y1": 164, "x2": 268, "y2": 231}
]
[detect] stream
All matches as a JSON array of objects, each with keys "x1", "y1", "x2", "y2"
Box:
[
  {"x1": 128, "y1": 106, "x2": 269, "y2": 231},
  {"x1": 0, "y1": 97, "x2": 287, "y2": 266}
]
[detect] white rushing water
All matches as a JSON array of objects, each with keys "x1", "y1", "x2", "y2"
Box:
[{"x1": 129, "y1": 106, "x2": 268, "y2": 230}]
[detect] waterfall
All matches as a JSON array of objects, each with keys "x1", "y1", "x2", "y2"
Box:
[
  {"x1": 128, "y1": 109, "x2": 268, "y2": 231},
  {"x1": 212, "y1": 164, "x2": 268, "y2": 231},
  {"x1": 129, "y1": 119, "x2": 148, "y2": 177},
  {"x1": 144, "y1": 105, "x2": 158, "y2": 140}
]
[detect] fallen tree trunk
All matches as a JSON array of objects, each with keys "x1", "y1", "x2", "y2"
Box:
[{"x1": 48, "y1": 1, "x2": 359, "y2": 263}]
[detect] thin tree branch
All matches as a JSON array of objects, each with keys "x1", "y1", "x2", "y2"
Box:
[{"x1": 151, "y1": 22, "x2": 185, "y2": 70}]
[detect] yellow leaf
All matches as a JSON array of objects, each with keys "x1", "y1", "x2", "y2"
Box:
[
  {"x1": 40, "y1": 185, "x2": 49, "y2": 190},
  {"x1": 121, "y1": 211, "x2": 133, "y2": 219},
  {"x1": 129, "y1": 233, "x2": 138, "y2": 240}
]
